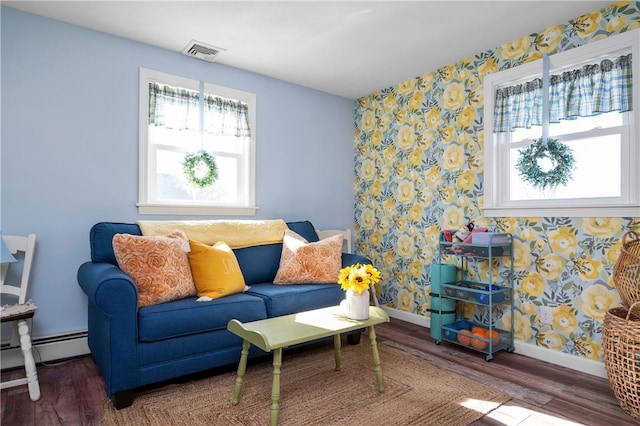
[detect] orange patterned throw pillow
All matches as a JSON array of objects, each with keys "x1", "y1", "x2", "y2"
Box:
[
  {"x1": 112, "y1": 231, "x2": 196, "y2": 307},
  {"x1": 273, "y1": 229, "x2": 343, "y2": 284}
]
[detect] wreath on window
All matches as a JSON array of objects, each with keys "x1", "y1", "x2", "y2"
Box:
[
  {"x1": 182, "y1": 151, "x2": 218, "y2": 188},
  {"x1": 515, "y1": 138, "x2": 575, "y2": 190}
]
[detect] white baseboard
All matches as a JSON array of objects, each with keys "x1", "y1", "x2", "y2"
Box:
[
  {"x1": 1, "y1": 330, "x2": 90, "y2": 370},
  {"x1": 380, "y1": 307, "x2": 607, "y2": 378}
]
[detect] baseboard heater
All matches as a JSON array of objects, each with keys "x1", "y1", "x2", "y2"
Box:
[{"x1": 0, "y1": 330, "x2": 90, "y2": 370}]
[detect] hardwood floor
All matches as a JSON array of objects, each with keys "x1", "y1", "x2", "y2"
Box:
[{"x1": 1, "y1": 318, "x2": 637, "y2": 425}]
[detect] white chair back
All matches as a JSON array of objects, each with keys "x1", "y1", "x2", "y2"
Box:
[{"x1": 1, "y1": 234, "x2": 37, "y2": 304}]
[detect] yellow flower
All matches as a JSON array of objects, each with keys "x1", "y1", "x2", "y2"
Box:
[
  {"x1": 418, "y1": 72, "x2": 435, "y2": 92},
  {"x1": 378, "y1": 165, "x2": 392, "y2": 182},
  {"x1": 419, "y1": 129, "x2": 436, "y2": 150},
  {"x1": 383, "y1": 145, "x2": 396, "y2": 164},
  {"x1": 439, "y1": 186, "x2": 455, "y2": 204},
  {"x1": 469, "y1": 152, "x2": 483, "y2": 173},
  {"x1": 438, "y1": 125, "x2": 455, "y2": 144},
  {"x1": 359, "y1": 159, "x2": 376, "y2": 181},
  {"x1": 499, "y1": 309, "x2": 531, "y2": 341},
  {"x1": 606, "y1": 241, "x2": 622, "y2": 264},
  {"x1": 408, "y1": 204, "x2": 423, "y2": 222},
  {"x1": 574, "y1": 337, "x2": 601, "y2": 361},
  {"x1": 408, "y1": 260, "x2": 423, "y2": 279},
  {"x1": 383, "y1": 92, "x2": 397, "y2": 111},
  {"x1": 442, "y1": 206, "x2": 466, "y2": 231},
  {"x1": 360, "y1": 208, "x2": 376, "y2": 230},
  {"x1": 512, "y1": 240, "x2": 532, "y2": 272},
  {"x1": 396, "y1": 288, "x2": 415, "y2": 312},
  {"x1": 456, "y1": 105, "x2": 476, "y2": 127},
  {"x1": 442, "y1": 144, "x2": 466, "y2": 171},
  {"x1": 535, "y1": 26, "x2": 565, "y2": 54},
  {"x1": 534, "y1": 238, "x2": 547, "y2": 251},
  {"x1": 552, "y1": 305, "x2": 577, "y2": 334},
  {"x1": 408, "y1": 148, "x2": 423, "y2": 167},
  {"x1": 408, "y1": 91, "x2": 423, "y2": 110},
  {"x1": 520, "y1": 272, "x2": 546, "y2": 298},
  {"x1": 536, "y1": 330, "x2": 565, "y2": 351},
  {"x1": 549, "y1": 226, "x2": 577, "y2": 256},
  {"x1": 524, "y1": 51, "x2": 544, "y2": 63},
  {"x1": 397, "y1": 125, "x2": 415, "y2": 150},
  {"x1": 478, "y1": 57, "x2": 499, "y2": 82},
  {"x1": 369, "y1": 230, "x2": 382, "y2": 248},
  {"x1": 496, "y1": 217, "x2": 516, "y2": 234},
  {"x1": 536, "y1": 254, "x2": 565, "y2": 280},
  {"x1": 571, "y1": 11, "x2": 602, "y2": 39},
  {"x1": 425, "y1": 107, "x2": 441, "y2": 128},
  {"x1": 580, "y1": 217, "x2": 621, "y2": 237},
  {"x1": 397, "y1": 79, "x2": 415, "y2": 95},
  {"x1": 438, "y1": 65, "x2": 456, "y2": 82},
  {"x1": 425, "y1": 166, "x2": 441, "y2": 187},
  {"x1": 394, "y1": 109, "x2": 407, "y2": 124},
  {"x1": 456, "y1": 169, "x2": 476, "y2": 191},
  {"x1": 370, "y1": 130, "x2": 382, "y2": 147},
  {"x1": 417, "y1": 187, "x2": 434, "y2": 206},
  {"x1": 383, "y1": 197, "x2": 396, "y2": 217},
  {"x1": 519, "y1": 301, "x2": 537, "y2": 315},
  {"x1": 360, "y1": 110, "x2": 376, "y2": 132},
  {"x1": 379, "y1": 113, "x2": 392, "y2": 131},
  {"x1": 573, "y1": 255, "x2": 602, "y2": 281},
  {"x1": 519, "y1": 228, "x2": 536, "y2": 241},
  {"x1": 499, "y1": 36, "x2": 531, "y2": 59},
  {"x1": 397, "y1": 234, "x2": 415, "y2": 259},
  {"x1": 338, "y1": 263, "x2": 381, "y2": 294},
  {"x1": 425, "y1": 224, "x2": 440, "y2": 246},
  {"x1": 442, "y1": 82, "x2": 466, "y2": 110},
  {"x1": 463, "y1": 302, "x2": 475, "y2": 318},
  {"x1": 579, "y1": 284, "x2": 619, "y2": 321},
  {"x1": 397, "y1": 180, "x2": 415, "y2": 204}
]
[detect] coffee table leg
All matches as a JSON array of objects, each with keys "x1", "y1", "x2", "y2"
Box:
[
  {"x1": 333, "y1": 333, "x2": 342, "y2": 371},
  {"x1": 368, "y1": 325, "x2": 385, "y2": 392},
  {"x1": 232, "y1": 339, "x2": 251, "y2": 405},
  {"x1": 270, "y1": 348, "x2": 283, "y2": 426}
]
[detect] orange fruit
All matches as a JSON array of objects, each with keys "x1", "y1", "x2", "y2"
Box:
[
  {"x1": 470, "y1": 331, "x2": 488, "y2": 350},
  {"x1": 489, "y1": 329, "x2": 501, "y2": 344},
  {"x1": 457, "y1": 329, "x2": 472, "y2": 345},
  {"x1": 472, "y1": 326, "x2": 489, "y2": 338}
]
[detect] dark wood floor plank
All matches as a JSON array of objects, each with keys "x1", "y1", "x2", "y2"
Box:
[{"x1": 2, "y1": 316, "x2": 638, "y2": 425}]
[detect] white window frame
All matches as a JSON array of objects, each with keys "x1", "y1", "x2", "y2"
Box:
[
  {"x1": 137, "y1": 68, "x2": 257, "y2": 216},
  {"x1": 483, "y1": 30, "x2": 640, "y2": 217}
]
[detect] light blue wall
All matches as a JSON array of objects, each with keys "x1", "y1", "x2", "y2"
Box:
[{"x1": 0, "y1": 7, "x2": 356, "y2": 337}]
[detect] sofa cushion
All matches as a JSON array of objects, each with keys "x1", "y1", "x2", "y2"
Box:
[
  {"x1": 286, "y1": 220, "x2": 320, "y2": 242},
  {"x1": 138, "y1": 293, "x2": 267, "y2": 342},
  {"x1": 113, "y1": 231, "x2": 196, "y2": 307},
  {"x1": 245, "y1": 283, "x2": 346, "y2": 317},
  {"x1": 188, "y1": 240, "x2": 246, "y2": 299},
  {"x1": 273, "y1": 230, "x2": 343, "y2": 284}
]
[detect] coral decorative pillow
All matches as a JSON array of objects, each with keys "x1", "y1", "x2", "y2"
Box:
[
  {"x1": 112, "y1": 231, "x2": 196, "y2": 307},
  {"x1": 273, "y1": 229, "x2": 343, "y2": 284},
  {"x1": 187, "y1": 240, "x2": 246, "y2": 299}
]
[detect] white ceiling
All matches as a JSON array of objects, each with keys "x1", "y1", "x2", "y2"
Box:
[{"x1": 3, "y1": 1, "x2": 614, "y2": 99}]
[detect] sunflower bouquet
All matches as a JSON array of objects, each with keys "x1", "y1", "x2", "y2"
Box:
[{"x1": 338, "y1": 263, "x2": 381, "y2": 294}]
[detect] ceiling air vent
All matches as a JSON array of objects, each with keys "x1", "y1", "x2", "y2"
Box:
[{"x1": 181, "y1": 40, "x2": 226, "y2": 63}]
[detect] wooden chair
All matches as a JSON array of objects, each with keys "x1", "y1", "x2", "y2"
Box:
[{"x1": 0, "y1": 233, "x2": 40, "y2": 401}]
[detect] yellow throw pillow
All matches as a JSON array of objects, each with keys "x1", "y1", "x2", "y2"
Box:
[
  {"x1": 188, "y1": 240, "x2": 246, "y2": 299},
  {"x1": 112, "y1": 230, "x2": 196, "y2": 307},
  {"x1": 273, "y1": 229, "x2": 343, "y2": 284}
]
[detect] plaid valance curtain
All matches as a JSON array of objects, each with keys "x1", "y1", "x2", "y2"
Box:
[
  {"x1": 493, "y1": 54, "x2": 632, "y2": 133},
  {"x1": 204, "y1": 95, "x2": 251, "y2": 137},
  {"x1": 148, "y1": 83, "x2": 200, "y2": 130},
  {"x1": 149, "y1": 83, "x2": 251, "y2": 137}
]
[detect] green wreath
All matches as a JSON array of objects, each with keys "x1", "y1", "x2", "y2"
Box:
[
  {"x1": 182, "y1": 151, "x2": 218, "y2": 188},
  {"x1": 515, "y1": 138, "x2": 575, "y2": 190}
]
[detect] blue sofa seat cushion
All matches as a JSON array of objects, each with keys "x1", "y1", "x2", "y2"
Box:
[
  {"x1": 138, "y1": 293, "x2": 267, "y2": 342},
  {"x1": 245, "y1": 283, "x2": 346, "y2": 317}
]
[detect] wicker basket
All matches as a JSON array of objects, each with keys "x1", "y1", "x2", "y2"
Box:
[
  {"x1": 602, "y1": 302, "x2": 640, "y2": 420},
  {"x1": 613, "y1": 231, "x2": 640, "y2": 309}
]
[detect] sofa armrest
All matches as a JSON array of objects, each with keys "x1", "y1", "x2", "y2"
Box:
[
  {"x1": 341, "y1": 253, "x2": 372, "y2": 267},
  {"x1": 77, "y1": 261, "x2": 139, "y2": 396}
]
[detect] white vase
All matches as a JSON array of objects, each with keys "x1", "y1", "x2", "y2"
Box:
[{"x1": 345, "y1": 289, "x2": 370, "y2": 320}]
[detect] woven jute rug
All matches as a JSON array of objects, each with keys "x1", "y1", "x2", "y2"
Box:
[{"x1": 103, "y1": 341, "x2": 510, "y2": 425}]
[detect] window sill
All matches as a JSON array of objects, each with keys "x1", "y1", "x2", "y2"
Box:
[
  {"x1": 137, "y1": 203, "x2": 258, "y2": 216},
  {"x1": 483, "y1": 204, "x2": 640, "y2": 218}
]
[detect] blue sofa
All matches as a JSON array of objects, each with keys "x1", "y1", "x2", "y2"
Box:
[{"x1": 77, "y1": 220, "x2": 371, "y2": 409}]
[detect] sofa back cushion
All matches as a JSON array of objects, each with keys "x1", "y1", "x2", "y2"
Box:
[{"x1": 88, "y1": 220, "x2": 321, "y2": 285}]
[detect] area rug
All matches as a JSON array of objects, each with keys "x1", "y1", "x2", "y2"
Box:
[{"x1": 103, "y1": 342, "x2": 510, "y2": 425}]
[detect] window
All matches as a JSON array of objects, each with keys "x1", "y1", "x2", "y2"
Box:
[
  {"x1": 138, "y1": 68, "x2": 257, "y2": 215},
  {"x1": 483, "y1": 30, "x2": 640, "y2": 217}
]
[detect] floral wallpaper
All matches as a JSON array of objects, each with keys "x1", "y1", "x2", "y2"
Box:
[{"x1": 353, "y1": 1, "x2": 640, "y2": 363}]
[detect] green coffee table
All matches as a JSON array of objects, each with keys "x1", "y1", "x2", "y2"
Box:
[{"x1": 227, "y1": 305, "x2": 390, "y2": 426}]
